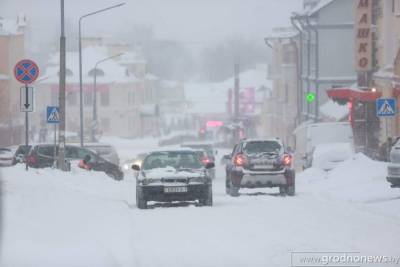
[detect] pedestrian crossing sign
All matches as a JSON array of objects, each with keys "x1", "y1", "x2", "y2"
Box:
[
  {"x1": 46, "y1": 106, "x2": 60, "y2": 123},
  {"x1": 376, "y1": 98, "x2": 396, "y2": 117}
]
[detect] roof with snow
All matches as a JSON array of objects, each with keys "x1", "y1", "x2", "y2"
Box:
[
  {"x1": 320, "y1": 100, "x2": 349, "y2": 121},
  {"x1": 40, "y1": 46, "x2": 139, "y2": 84},
  {"x1": 265, "y1": 27, "x2": 298, "y2": 40},
  {"x1": 308, "y1": 0, "x2": 335, "y2": 16},
  {"x1": 0, "y1": 16, "x2": 25, "y2": 36}
]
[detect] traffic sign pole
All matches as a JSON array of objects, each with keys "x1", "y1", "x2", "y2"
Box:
[{"x1": 25, "y1": 93, "x2": 29, "y2": 171}]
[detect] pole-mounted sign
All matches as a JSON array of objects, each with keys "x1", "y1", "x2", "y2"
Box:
[{"x1": 14, "y1": 59, "x2": 40, "y2": 171}]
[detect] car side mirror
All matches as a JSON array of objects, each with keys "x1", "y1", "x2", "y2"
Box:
[
  {"x1": 132, "y1": 164, "x2": 141, "y2": 171},
  {"x1": 205, "y1": 162, "x2": 215, "y2": 169}
]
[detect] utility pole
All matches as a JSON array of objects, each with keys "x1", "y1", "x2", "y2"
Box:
[{"x1": 58, "y1": 0, "x2": 66, "y2": 170}]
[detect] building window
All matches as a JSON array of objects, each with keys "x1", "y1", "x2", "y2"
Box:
[
  {"x1": 394, "y1": 0, "x2": 400, "y2": 14},
  {"x1": 84, "y1": 91, "x2": 93, "y2": 106},
  {"x1": 101, "y1": 90, "x2": 109, "y2": 106}
]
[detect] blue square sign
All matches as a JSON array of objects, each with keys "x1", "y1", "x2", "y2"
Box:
[
  {"x1": 46, "y1": 106, "x2": 60, "y2": 123},
  {"x1": 376, "y1": 98, "x2": 396, "y2": 117}
]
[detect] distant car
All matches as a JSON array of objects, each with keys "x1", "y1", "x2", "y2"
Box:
[
  {"x1": 122, "y1": 152, "x2": 148, "y2": 172},
  {"x1": 193, "y1": 149, "x2": 216, "y2": 179},
  {"x1": 133, "y1": 150, "x2": 214, "y2": 209},
  {"x1": 0, "y1": 147, "x2": 17, "y2": 166},
  {"x1": 225, "y1": 139, "x2": 295, "y2": 196},
  {"x1": 387, "y1": 140, "x2": 400, "y2": 188},
  {"x1": 180, "y1": 142, "x2": 217, "y2": 162},
  {"x1": 82, "y1": 143, "x2": 120, "y2": 166},
  {"x1": 311, "y1": 142, "x2": 354, "y2": 171},
  {"x1": 26, "y1": 144, "x2": 123, "y2": 180}
]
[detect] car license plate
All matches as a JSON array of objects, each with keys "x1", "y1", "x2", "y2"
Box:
[
  {"x1": 253, "y1": 165, "x2": 272, "y2": 169},
  {"x1": 164, "y1": 186, "x2": 188, "y2": 193}
]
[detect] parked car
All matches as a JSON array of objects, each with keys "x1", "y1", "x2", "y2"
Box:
[
  {"x1": 311, "y1": 142, "x2": 354, "y2": 171},
  {"x1": 293, "y1": 122, "x2": 354, "y2": 170},
  {"x1": 387, "y1": 140, "x2": 400, "y2": 188},
  {"x1": 180, "y1": 142, "x2": 217, "y2": 162},
  {"x1": 122, "y1": 152, "x2": 148, "y2": 171},
  {"x1": 26, "y1": 144, "x2": 123, "y2": 180},
  {"x1": 14, "y1": 145, "x2": 32, "y2": 163},
  {"x1": 0, "y1": 147, "x2": 18, "y2": 166},
  {"x1": 133, "y1": 149, "x2": 214, "y2": 209},
  {"x1": 225, "y1": 139, "x2": 295, "y2": 197},
  {"x1": 82, "y1": 143, "x2": 120, "y2": 166}
]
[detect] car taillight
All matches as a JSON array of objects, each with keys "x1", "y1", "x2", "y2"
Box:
[
  {"x1": 282, "y1": 154, "x2": 292, "y2": 166},
  {"x1": 234, "y1": 153, "x2": 247, "y2": 167},
  {"x1": 201, "y1": 157, "x2": 211, "y2": 165}
]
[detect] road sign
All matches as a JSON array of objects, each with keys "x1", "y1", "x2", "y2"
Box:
[
  {"x1": 20, "y1": 86, "x2": 34, "y2": 112},
  {"x1": 376, "y1": 98, "x2": 396, "y2": 117},
  {"x1": 14, "y1": 59, "x2": 39, "y2": 84},
  {"x1": 47, "y1": 106, "x2": 60, "y2": 124}
]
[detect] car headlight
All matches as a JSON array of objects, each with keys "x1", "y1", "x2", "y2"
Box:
[{"x1": 123, "y1": 163, "x2": 130, "y2": 170}]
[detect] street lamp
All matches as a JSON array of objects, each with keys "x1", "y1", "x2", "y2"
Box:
[
  {"x1": 78, "y1": 2, "x2": 125, "y2": 147},
  {"x1": 91, "y1": 53, "x2": 123, "y2": 142}
]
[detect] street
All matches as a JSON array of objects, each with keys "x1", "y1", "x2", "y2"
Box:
[{"x1": 1, "y1": 138, "x2": 399, "y2": 267}]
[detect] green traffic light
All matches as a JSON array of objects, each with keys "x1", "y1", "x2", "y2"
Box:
[{"x1": 306, "y1": 92, "x2": 315, "y2": 103}]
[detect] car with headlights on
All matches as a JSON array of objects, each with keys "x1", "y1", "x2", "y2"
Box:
[
  {"x1": 225, "y1": 139, "x2": 295, "y2": 196},
  {"x1": 132, "y1": 149, "x2": 214, "y2": 209}
]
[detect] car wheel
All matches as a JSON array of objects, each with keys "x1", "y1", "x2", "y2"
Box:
[
  {"x1": 200, "y1": 185, "x2": 213, "y2": 206},
  {"x1": 286, "y1": 184, "x2": 295, "y2": 196},
  {"x1": 229, "y1": 180, "x2": 240, "y2": 197},
  {"x1": 279, "y1": 186, "x2": 286, "y2": 195},
  {"x1": 225, "y1": 174, "x2": 231, "y2": 195},
  {"x1": 136, "y1": 186, "x2": 147, "y2": 209}
]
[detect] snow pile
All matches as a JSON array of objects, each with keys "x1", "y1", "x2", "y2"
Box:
[
  {"x1": 0, "y1": 165, "x2": 136, "y2": 267},
  {"x1": 311, "y1": 142, "x2": 353, "y2": 171},
  {"x1": 319, "y1": 100, "x2": 349, "y2": 121},
  {"x1": 299, "y1": 153, "x2": 399, "y2": 203}
]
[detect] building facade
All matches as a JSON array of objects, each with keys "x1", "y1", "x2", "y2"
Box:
[
  {"x1": 0, "y1": 15, "x2": 26, "y2": 146},
  {"x1": 292, "y1": 0, "x2": 357, "y2": 122}
]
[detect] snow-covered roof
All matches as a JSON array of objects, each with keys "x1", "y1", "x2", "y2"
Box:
[
  {"x1": 320, "y1": 100, "x2": 349, "y2": 121},
  {"x1": 118, "y1": 51, "x2": 146, "y2": 65},
  {"x1": 308, "y1": 0, "x2": 335, "y2": 16},
  {"x1": 265, "y1": 27, "x2": 298, "y2": 40},
  {"x1": 0, "y1": 17, "x2": 24, "y2": 36},
  {"x1": 40, "y1": 46, "x2": 138, "y2": 84}
]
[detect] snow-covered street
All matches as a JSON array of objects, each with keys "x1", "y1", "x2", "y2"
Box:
[{"x1": 1, "y1": 138, "x2": 399, "y2": 267}]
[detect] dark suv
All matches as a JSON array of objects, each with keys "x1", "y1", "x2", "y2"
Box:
[
  {"x1": 26, "y1": 144, "x2": 124, "y2": 180},
  {"x1": 225, "y1": 139, "x2": 295, "y2": 196}
]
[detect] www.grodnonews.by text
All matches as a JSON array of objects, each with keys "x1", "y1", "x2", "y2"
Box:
[{"x1": 291, "y1": 252, "x2": 400, "y2": 266}]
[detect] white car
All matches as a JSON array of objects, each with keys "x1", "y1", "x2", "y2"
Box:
[
  {"x1": 387, "y1": 141, "x2": 400, "y2": 188},
  {"x1": 311, "y1": 142, "x2": 354, "y2": 171},
  {"x1": 0, "y1": 147, "x2": 17, "y2": 167}
]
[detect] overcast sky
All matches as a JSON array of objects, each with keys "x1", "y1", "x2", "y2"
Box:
[{"x1": 0, "y1": 0, "x2": 302, "y2": 47}]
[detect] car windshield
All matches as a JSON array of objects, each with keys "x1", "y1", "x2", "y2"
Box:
[
  {"x1": 142, "y1": 151, "x2": 203, "y2": 170},
  {"x1": 243, "y1": 141, "x2": 281, "y2": 155}
]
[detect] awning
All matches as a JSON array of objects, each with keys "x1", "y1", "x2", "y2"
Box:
[{"x1": 327, "y1": 87, "x2": 382, "y2": 103}]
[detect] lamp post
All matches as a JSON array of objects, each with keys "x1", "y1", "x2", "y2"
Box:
[
  {"x1": 78, "y1": 2, "x2": 125, "y2": 147},
  {"x1": 91, "y1": 53, "x2": 123, "y2": 142}
]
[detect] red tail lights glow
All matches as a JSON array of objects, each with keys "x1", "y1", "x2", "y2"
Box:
[
  {"x1": 282, "y1": 154, "x2": 292, "y2": 166},
  {"x1": 234, "y1": 153, "x2": 247, "y2": 167}
]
